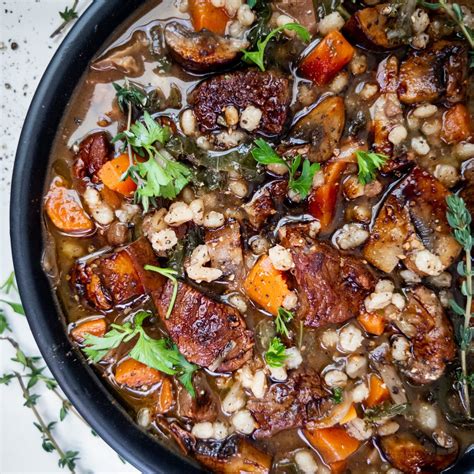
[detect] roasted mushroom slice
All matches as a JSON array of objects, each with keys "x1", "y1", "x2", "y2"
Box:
[
  {"x1": 379, "y1": 431, "x2": 458, "y2": 474},
  {"x1": 289, "y1": 96, "x2": 345, "y2": 163},
  {"x1": 164, "y1": 22, "x2": 247, "y2": 73}
]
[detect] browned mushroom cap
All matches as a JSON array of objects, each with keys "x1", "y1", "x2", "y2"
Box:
[
  {"x1": 289, "y1": 95, "x2": 345, "y2": 163},
  {"x1": 164, "y1": 22, "x2": 248, "y2": 73},
  {"x1": 379, "y1": 431, "x2": 458, "y2": 474}
]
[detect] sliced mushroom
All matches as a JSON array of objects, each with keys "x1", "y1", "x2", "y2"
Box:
[
  {"x1": 379, "y1": 431, "x2": 458, "y2": 474},
  {"x1": 290, "y1": 96, "x2": 345, "y2": 163},
  {"x1": 164, "y1": 22, "x2": 248, "y2": 73}
]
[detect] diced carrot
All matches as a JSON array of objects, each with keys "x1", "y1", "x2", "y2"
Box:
[
  {"x1": 45, "y1": 176, "x2": 94, "y2": 234},
  {"x1": 115, "y1": 359, "x2": 164, "y2": 389},
  {"x1": 189, "y1": 0, "x2": 230, "y2": 35},
  {"x1": 244, "y1": 255, "x2": 292, "y2": 316},
  {"x1": 97, "y1": 153, "x2": 137, "y2": 196},
  {"x1": 156, "y1": 378, "x2": 174, "y2": 413},
  {"x1": 357, "y1": 312, "x2": 385, "y2": 336},
  {"x1": 441, "y1": 104, "x2": 472, "y2": 144},
  {"x1": 340, "y1": 404, "x2": 357, "y2": 425},
  {"x1": 100, "y1": 185, "x2": 123, "y2": 210},
  {"x1": 300, "y1": 31, "x2": 355, "y2": 86},
  {"x1": 308, "y1": 161, "x2": 347, "y2": 231},
  {"x1": 330, "y1": 460, "x2": 348, "y2": 474},
  {"x1": 70, "y1": 318, "x2": 107, "y2": 343},
  {"x1": 304, "y1": 426, "x2": 361, "y2": 464},
  {"x1": 365, "y1": 374, "x2": 390, "y2": 408}
]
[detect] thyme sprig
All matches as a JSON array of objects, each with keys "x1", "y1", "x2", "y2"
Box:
[
  {"x1": 446, "y1": 195, "x2": 473, "y2": 419},
  {"x1": 50, "y1": 0, "x2": 79, "y2": 39}
]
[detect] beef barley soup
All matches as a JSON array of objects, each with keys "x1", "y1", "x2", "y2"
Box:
[{"x1": 42, "y1": 0, "x2": 474, "y2": 472}]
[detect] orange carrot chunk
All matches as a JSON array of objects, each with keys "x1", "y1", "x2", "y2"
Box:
[
  {"x1": 45, "y1": 177, "x2": 94, "y2": 234},
  {"x1": 97, "y1": 153, "x2": 137, "y2": 196},
  {"x1": 244, "y1": 255, "x2": 292, "y2": 316},
  {"x1": 365, "y1": 373, "x2": 390, "y2": 408},
  {"x1": 357, "y1": 312, "x2": 385, "y2": 336},
  {"x1": 441, "y1": 104, "x2": 472, "y2": 144},
  {"x1": 70, "y1": 318, "x2": 107, "y2": 343},
  {"x1": 340, "y1": 404, "x2": 358, "y2": 425},
  {"x1": 304, "y1": 426, "x2": 361, "y2": 464},
  {"x1": 157, "y1": 378, "x2": 174, "y2": 413},
  {"x1": 308, "y1": 161, "x2": 347, "y2": 231},
  {"x1": 189, "y1": 0, "x2": 230, "y2": 35},
  {"x1": 300, "y1": 31, "x2": 355, "y2": 86},
  {"x1": 115, "y1": 359, "x2": 164, "y2": 389}
]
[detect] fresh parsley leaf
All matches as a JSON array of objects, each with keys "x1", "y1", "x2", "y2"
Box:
[
  {"x1": 144, "y1": 265, "x2": 178, "y2": 319},
  {"x1": 251, "y1": 139, "x2": 319, "y2": 198},
  {"x1": 364, "y1": 402, "x2": 408, "y2": 423},
  {"x1": 242, "y1": 23, "x2": 310, "y2": 71},
  {"x1": 83, "y1": 311, "x2": 198, "y2": 395},
  {"x1": 275, "y1": 307, "x2": 294, "y2": 337},
  {"x1": 113, "y1": 81, "x2": 149, "y2": 114},
  {"x1": 331, "y1": 387, "x2": 343, "y2": 404},
  {"x1": 355, "y1": 150, "x2": 388, "y2": 185},
  {"x1": 265, "y1": 337, "x2": 287, "y2": 368}
]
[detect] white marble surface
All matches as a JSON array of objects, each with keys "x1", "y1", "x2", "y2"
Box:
[{"x1": 0, "y1": 2, "x2": 137, "y2": 472}]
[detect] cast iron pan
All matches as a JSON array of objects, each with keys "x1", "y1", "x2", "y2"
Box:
[{"x1": 10, "y1": 1, "x2": 474, "y2": 473}]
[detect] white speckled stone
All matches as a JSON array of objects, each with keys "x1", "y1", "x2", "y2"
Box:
[{"x1": 0, "y1": 2, "x2": 137, "y2": 472}]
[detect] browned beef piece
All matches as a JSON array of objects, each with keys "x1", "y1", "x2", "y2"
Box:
[
  {"x1": 243, "y1": 180, "x2": 287, "y2": 230},
  {"x1": 247, "y1": 369, "x2": 330, "y2": 438},
  {"x1": 379, "y1": 432, "x2": 458, "y2": 474},
  {"x1": 395, "y1": 286, "x2": 456, "y2": 384},
  {"x1": 280, "y1": 225, "x2": 375, "y2": 328},
  {"x1": 154, "y1": 281, "x2": 254, "y2": 372},
  {"x1": 461, "y1": 159, "x2": 474, "y2": 216},
  {"x1": 73, "y1": 132, "x2": 111, "y2": 183},
  {"x1": 205, "y1": 221, "x2": 244, "y2": 288},
  {"x1": 190, "y1": 70, "x2": 291, "y2": 135},
  {"x1": 71, "y1": 238, "x2": 163, "y2": 311},
  {"x1": 398, "y1": 41, "x2": 468, "y2": 105},
  {"x1": 169, "y1": 423, "x2": 271, "y2": 473},
  {"x1": 274, "y1": 0, "x2": 316, "y2": 33}
]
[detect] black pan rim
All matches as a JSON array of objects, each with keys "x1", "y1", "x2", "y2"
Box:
[
  {"x1": 10, "y1": 1, "x2": 201, "y2": 472},
  {"x1": 9, "y1": 1, "x2": 474, "y2": 473}
]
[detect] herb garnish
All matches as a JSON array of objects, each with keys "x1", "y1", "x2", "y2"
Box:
[
  {"x1": 275, "y1": 307, "x2": 294, "y2": 337},
  {"x1": 50, "y1": 0, "x2": 79, "y2": 39},
  {"x1": 355, "y1": 150, "x2": 388, "y2": 185},
  {"x1": 144, "y1": 265, "x2": 179, "y2": 319},
  {"x1": 251, "y1": 139, "x2": 320, "y2": 199},
  {"x1": 114, "y1": 111, "x2": 192, "y2": 212},
  {"x1": 364, "y1": 402, "x2": 408, "y2": 423},
  {"x1": 113, "y1": 81, "x2": 149, "y2": 115},
  {"x1": 83, "y1": 311, "x2": 198, "y2": 396},
  {"x1": 331, "y1": 387, "x2": 343, "y2": 404},
  {"x1": 446, "y1": 194, "x2": 473, "y2": 419},
  {"x1": 264, "y1": 336, "x2": 287, "y2": 368},
  {"x1": 242, "y1": 23, "x2": 310, "y2": 71}
]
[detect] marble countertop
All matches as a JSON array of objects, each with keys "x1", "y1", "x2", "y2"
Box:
[{"x1": 0, "y1": 2, "x2": 137, "y2": 472}]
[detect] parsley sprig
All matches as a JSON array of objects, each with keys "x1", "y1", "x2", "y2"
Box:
[
  {"x1": 83, "y1": 311, "x2": 198, "y2": 396},
  {"x1": 446, "y1": 194, "x2": 473, "y2": 419},
  {"x1": 331, "y1": 387, "x2": 343, "y2": 404},
  {"x1": 275, "y1": 307, "x2": 294, "y2": 337},
  {"x1": 264, "y1": 336, "x2": 287, "y2": 368},
  {"x1": 355, "y1": 150, "x2": 388, "y2": 185},
  {"x1": 242, "y1": 23, "x2": 310, "y2": 71},
  {"x1": 144, "y1": 265, "x2": 179, "y2": 319},
  {"x1": 252, "y1": 139, "x2": 320, "y2": 199},
  {"x1": 114, "y1": 111, "x2": 192, "y2": 212}
]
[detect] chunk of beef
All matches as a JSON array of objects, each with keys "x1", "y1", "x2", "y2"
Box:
[
  {"x1": 243, "y1": 180, "x2": 287, "y2": 230},
  {"x1": 461, "y1": 158, "x2": 474, "y2": 216},
  {"x1": 395, "y1": 286, "x2": 455, "y2": 385},
  {"x1": 379, "y1": 431, "x2": 458, "y2": 474},
  {"x1": 247, "y1": 368, "x2": 329, "y2": 438},
  {"x1": 280, "y1": 225, "x2": 375, "y2": 328},
  {"x1": 274, "y1": 0, "x2": 316, "y2": 33},
  {"x1": 70, "y1": 238, "x2": 163, "y2": 311},
  {"x1": 205, "y1": 221, "x2": 244, "y2": 288},
  {"x1": 73, "y1": 132, "x2": 111, "y2": 183},
  {"x1": 169, "y1": 424, "x2": 271, "y2": 473},
  {"x1": 398, "y1": 41, "x2": 468, "y2": 105},
  {"x1": 154, "y1": 282, "x2": 253, "y2": 372},
  {"x1": 190, "y1": 70, "x2": 291, "y2": 136}
]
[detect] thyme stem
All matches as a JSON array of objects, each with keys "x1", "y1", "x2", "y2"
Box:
[
  {"x1": 50, "y1": 0, "x2": 79, "y2": 39},
  {"x1": 460, "y1": 247, "x2": 472, "y2": 418}
]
